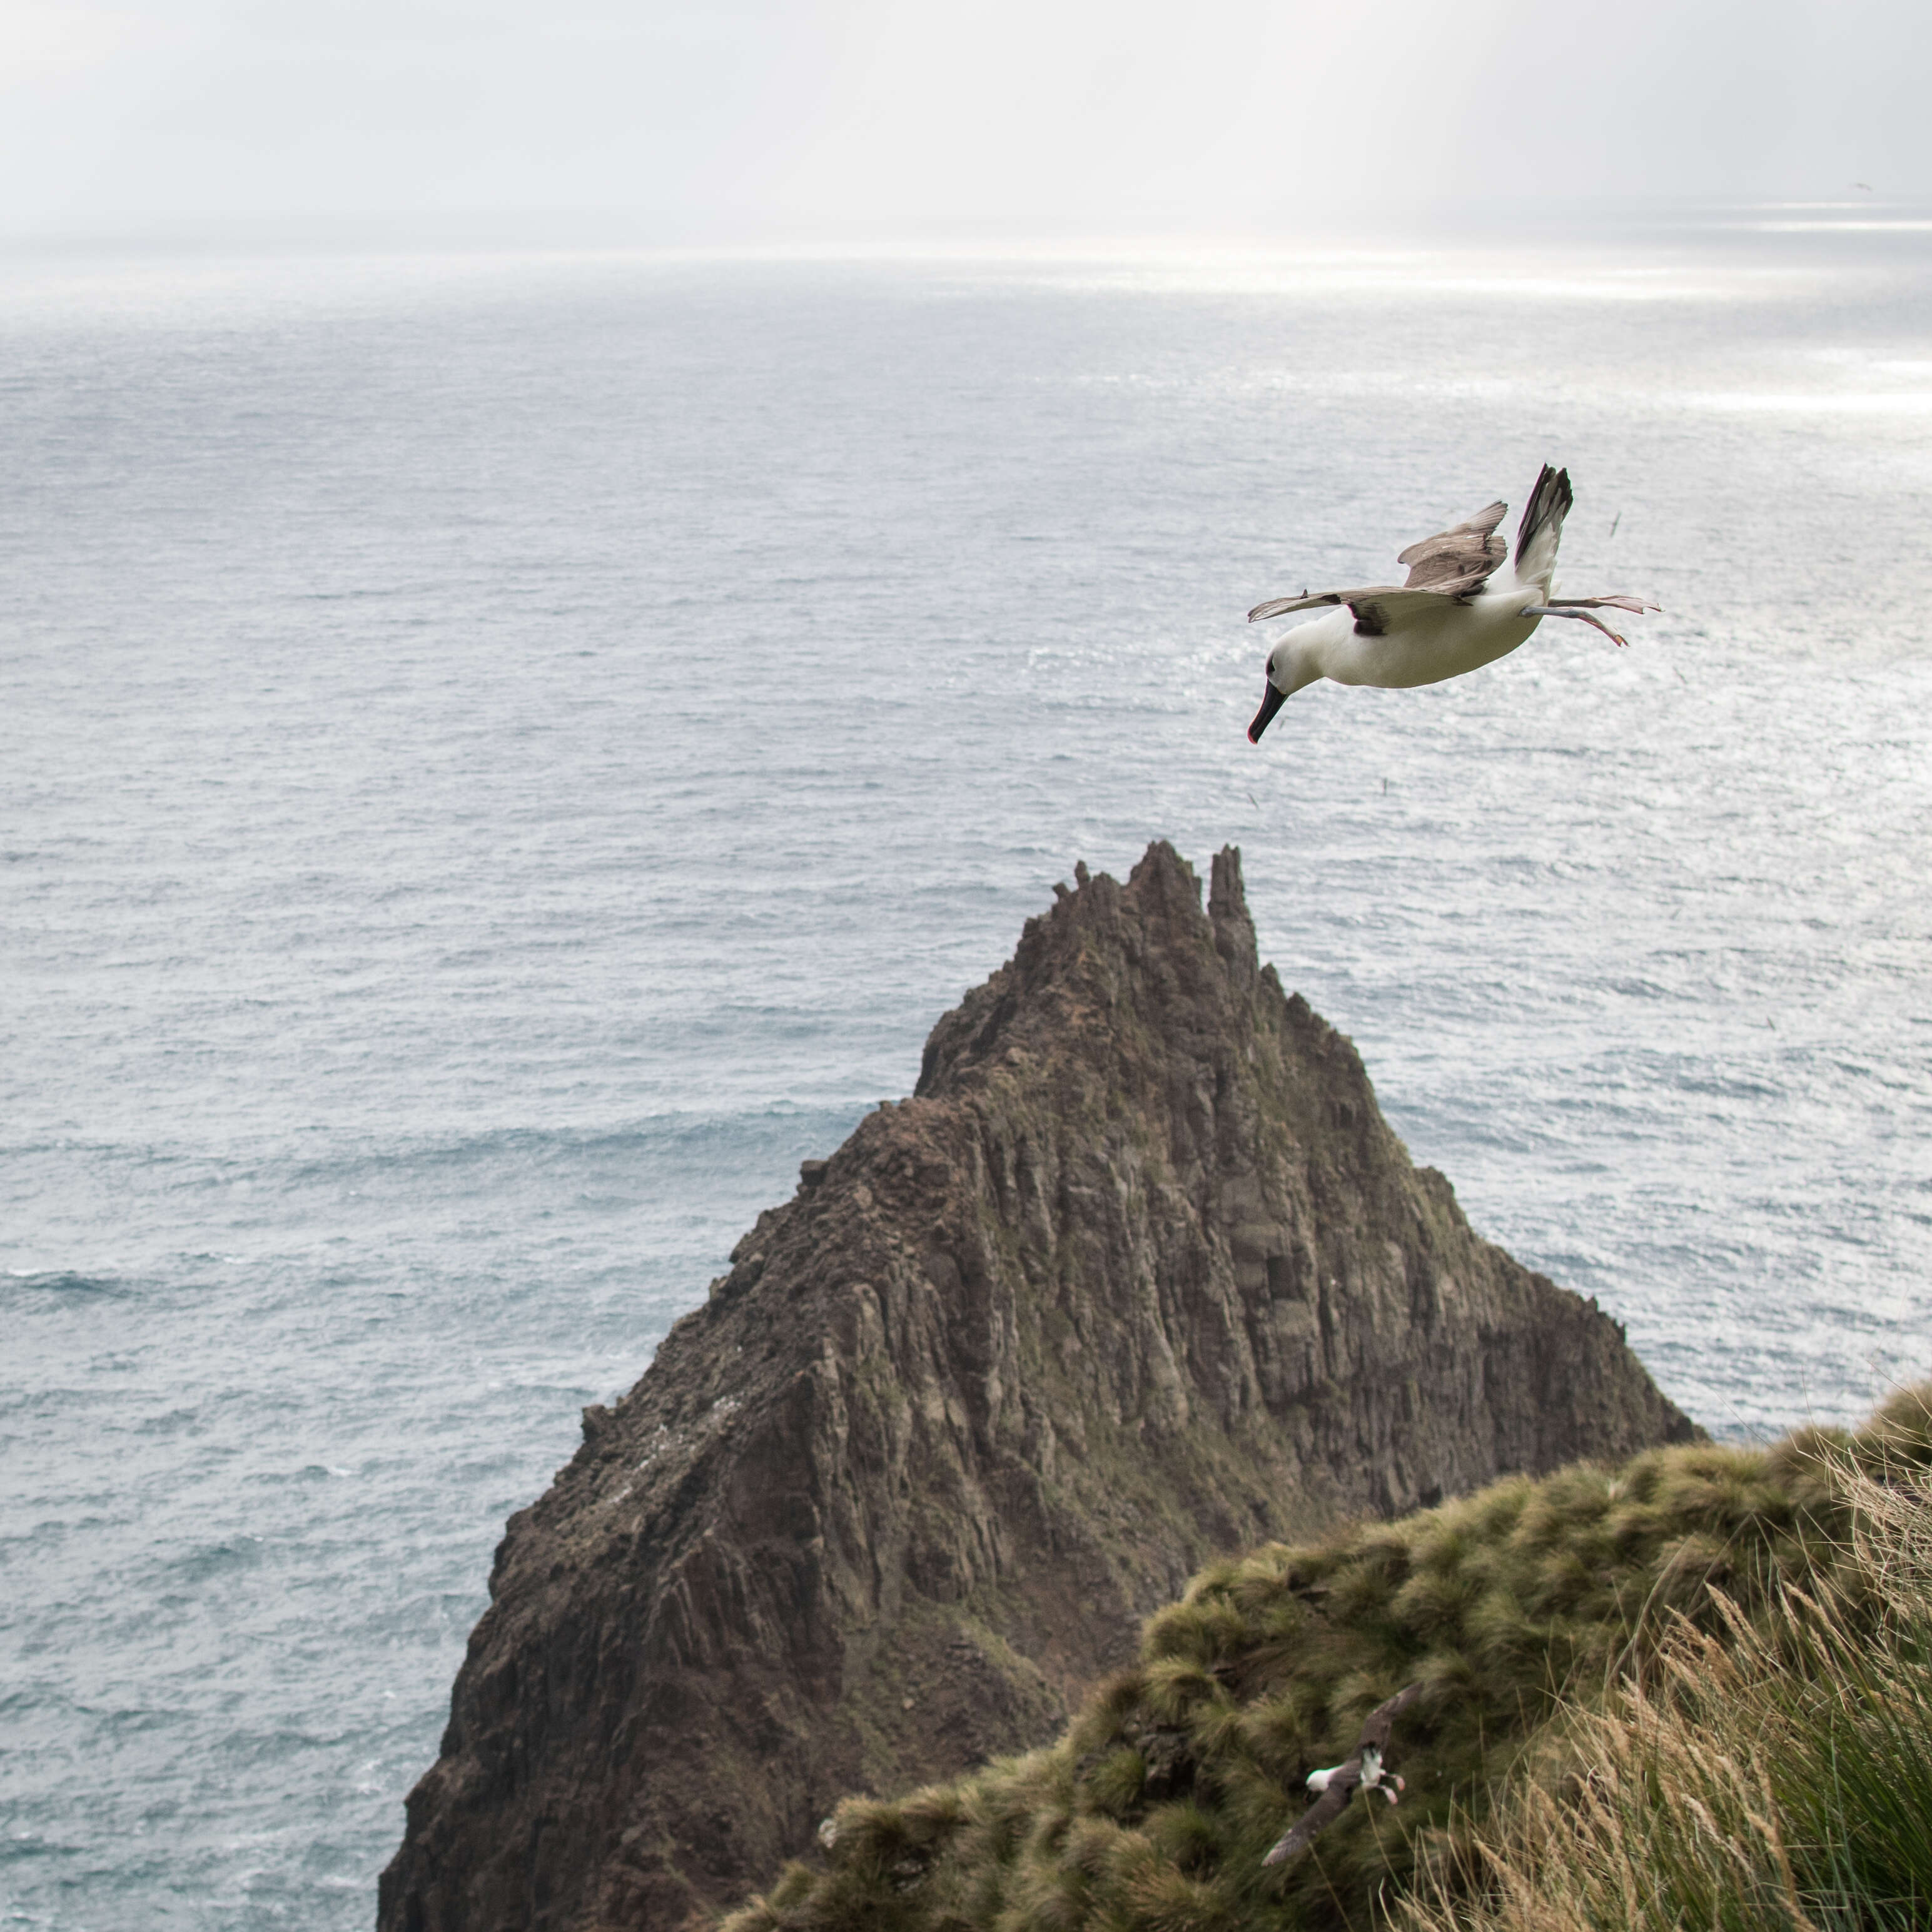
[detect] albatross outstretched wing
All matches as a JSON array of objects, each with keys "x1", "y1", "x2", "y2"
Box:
[
  {"x1": 1514, "y1": 464, "x2": 1573, "y2": 591},
  {"x1": 1354, "y1": 1681, "x2": 1424, "y2": 1751},
  {"x1": 1247, "y1": 586, "x2": 1457, "y2": 629},
  {"x1": 1247, "y1": 497, "x2": 1506, "y2": 623},
  {"x1": 1247, "y1": 586, "x2": 1395, "y2": 624},
  {"x1": 1262, "y1": 1768, "x2": 1360, "y2": 1866},
  {"x1": 1397, "y1": 498, "x2": 1509, "y2": 594},
  {"x1": 1341, "y1": 590, "x2": 1477, "y2": 637}
]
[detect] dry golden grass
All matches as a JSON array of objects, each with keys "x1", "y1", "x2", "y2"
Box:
[{"x1": 1399, "y1": 1447, "x2": 1932, "y2": 1932}]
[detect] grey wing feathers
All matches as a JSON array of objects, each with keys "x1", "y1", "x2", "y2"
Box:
[
  {"x1": 1247, "y1": 585, "x2": 1450, "y2": 629},
  {"x1": 1514, "y1": 463, "x2": 1573, "y2": 589},
  {"x1": 1262, "y1": 1774, "x2": 1357, "y2": 1866},
  {"x1": 1356, "y1": 1681, "x2": 1424, "y2": 1751},
  {"x1": 1251, "y1": 492, "x2": 1511, "y2": 624},
  {"x1": 1396, "y1": 499, "x2": 1507, "y2": 594},
  {"x1": 1247, "y1": 589, "x2": 1348, "y2": 624},
  {"x1": 1247, "y1": 585, "x2": 1410, "y2": 624},
  {"x1": 1346, "y1": 589, "x2": 1465, "y2": 637}
]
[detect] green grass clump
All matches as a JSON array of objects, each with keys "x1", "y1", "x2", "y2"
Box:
[
  {"x1": 1398, "y1": 1442, "x2": 1932, "y2": 1932},
  {"x1": 722, "y1": 1388, "x2": 1932, "y2": 1932}
]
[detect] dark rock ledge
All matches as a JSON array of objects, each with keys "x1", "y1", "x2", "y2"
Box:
[{"x1": 379, "y1": 842, "x2": 1696, "y2": 1932}]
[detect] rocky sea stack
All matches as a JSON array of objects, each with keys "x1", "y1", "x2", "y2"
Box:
[{"x1": 380, "y1": 842, "x2": 1696, "y2": 1932}]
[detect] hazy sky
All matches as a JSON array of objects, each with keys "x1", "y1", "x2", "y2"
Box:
[{"x1": 2, "y1": 0, "x2": 1926, "y2": 241}]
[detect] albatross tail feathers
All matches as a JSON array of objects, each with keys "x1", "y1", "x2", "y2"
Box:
[{"x1": 1514, "y1": 463, "x2": 1572, "y2": 592}]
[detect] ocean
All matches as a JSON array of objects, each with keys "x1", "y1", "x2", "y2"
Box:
[{"x1": 4, "y1": 212, "x2": 1930, "y2": 1927}]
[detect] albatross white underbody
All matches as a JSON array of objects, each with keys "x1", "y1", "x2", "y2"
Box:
[{"x1": 1245, "y1": 465, "x2": 1658, "y2": 741}]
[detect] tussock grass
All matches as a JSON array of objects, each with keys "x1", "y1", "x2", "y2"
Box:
[
  {"x1": 1399, "y1": 1435, "x2": 1932, "y2": 1932},
  {"x1": 722, "y1": 1388, "x2": 1932, "y2": 1932}
]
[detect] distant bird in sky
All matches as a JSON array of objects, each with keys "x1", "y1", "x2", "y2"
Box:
[
  {"x1": 1245, "y1": 466, "x2": 1658, "y2": 742},
  {"x1": 1262, "y1": 1682, "x2": 1424, "y2": 1865}
]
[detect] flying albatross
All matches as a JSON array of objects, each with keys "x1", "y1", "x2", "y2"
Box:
[
  {"x1": 1245, "y1": 465, "x2": 1659, "y2": 742},
  {"x1": 1262, "y1": 1682, "x2": 1425, "y2": 1866}
]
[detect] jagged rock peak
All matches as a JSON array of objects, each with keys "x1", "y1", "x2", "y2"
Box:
[
  {"x1": 380, "y1": 842, "x2": 1696, "y2": 1932},
  {"x1": 917, "y1": 841, "x2": 1258, "y2": 1098}
]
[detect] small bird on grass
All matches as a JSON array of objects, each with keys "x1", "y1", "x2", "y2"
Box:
[
  {"x1": 1262, "y1": 1682, "x2": 1424, "y2": 1866},
  {"x1": 1245, "y1": 466, "x2": 1659, "y2": 742}
]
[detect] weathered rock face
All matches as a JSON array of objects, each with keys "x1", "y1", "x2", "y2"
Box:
[{"x1": 379, "y1": 843, "x2": 1697, "y2": 1932}]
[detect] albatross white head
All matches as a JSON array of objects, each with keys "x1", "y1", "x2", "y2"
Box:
[{"x1": 1248, "y1": 629, "x2": 1322, "y2": 742}]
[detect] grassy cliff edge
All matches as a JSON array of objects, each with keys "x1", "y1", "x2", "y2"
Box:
[{"x1": 725, "y1": 1387, "x2": 1932, "y2": 1932}]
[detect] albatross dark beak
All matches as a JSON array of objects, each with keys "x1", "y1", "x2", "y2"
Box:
[{"x1": 1248, "y1": 680, "x2": 1287, "y2": 744}]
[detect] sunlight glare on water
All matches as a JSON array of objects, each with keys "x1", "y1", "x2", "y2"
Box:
[{"x1": 3, "y1": 216, "x2": 1930, "y2": 1927}]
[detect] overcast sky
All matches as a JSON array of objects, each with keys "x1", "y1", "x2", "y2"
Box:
[{"x1": 2, "y1": 0, "x2": 1926, "y2": 242}]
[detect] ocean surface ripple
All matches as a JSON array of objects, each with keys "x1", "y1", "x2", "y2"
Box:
[{"x1": 4, "y1": 220, "x2": 1930, "y2": 1926}]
